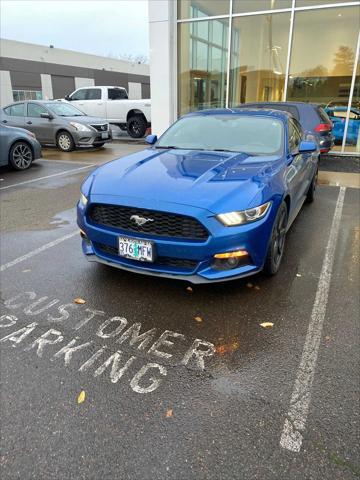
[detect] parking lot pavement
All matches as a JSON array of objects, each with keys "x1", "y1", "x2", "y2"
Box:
[
  {"x1": 0, "y1": 162, "x2": 359, "y2": 480},
  {"x1": 41, "y1": 140, "x2": 146, "y2": 164}
]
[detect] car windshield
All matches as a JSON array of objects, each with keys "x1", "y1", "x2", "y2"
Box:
[
  {"x1": 156, "y1": 114, "x2": 284, "y2": 155},
  {"x1": 45, "y1": 103, "x2": 85, "y2": 117}
]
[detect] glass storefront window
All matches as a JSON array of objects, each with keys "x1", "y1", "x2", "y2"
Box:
[
  {"x1": 178, "y1": 0, "x2": 230, "y2": 19},
  {"x1": 287, "y1": 6, "x2": 359, "y2": 151},
  {"x1": 229, "y1": 12, "x2": 291, "y2": 106},
  {"x1": 233, "y1": 0, "x2": 291, "y2": 14},
  {"x1": 178, "y1": 19, "x2": 229, "y2": 116},
  {"x1": 296, "y1": 1, "x2": 352, "y2": 6},
  {"x1": 344, "y1": 62, "x2": 360, "y2": 153}
]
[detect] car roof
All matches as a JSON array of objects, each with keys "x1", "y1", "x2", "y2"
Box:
[
  {"x1": 185, "y1": 108, "x2": 291, "y2": 122},
  {"x1": 240, "y1": 101, "x2": 319, "y2": 108}
]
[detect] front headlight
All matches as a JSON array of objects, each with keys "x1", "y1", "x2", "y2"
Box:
[
  {"x1": 80, "y1": 193, "x2": 88, "y2": 206},
  {"x1": 216, "y1": 202, "x2": 271, "y2": 226},
  {"x1": 70, "y1": 122, "x2": 91, "y2": 132}
]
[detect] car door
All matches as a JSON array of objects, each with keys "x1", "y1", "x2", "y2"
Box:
[
  {"x1": 285, "y1": 119, "x2": 309, "y2": 209},
  {"x1": 68, "y1": 88, "x2": 88, "y2": 113},
  {"x1": 0, "y1": 125, "x2": 9, "y2": 166},
  {"x1": 25, "y1": 103, "x2": 53, "y2": 143},
  {"x1": 106, "y1": 87, "x2": 127, "y2": 122},
  {"x1": 83, "y1": 88, "x2": 106, "y2": 118},
  {"x1": 1, "y1": 103, "x2": 26, "y2": 128}
]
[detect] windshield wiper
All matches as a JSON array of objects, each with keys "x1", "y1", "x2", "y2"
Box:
[{"x1": 155, "y1": 145, "x2": 179, "y2": 149}]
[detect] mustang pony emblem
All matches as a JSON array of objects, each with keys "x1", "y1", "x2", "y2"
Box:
[{"x1": 130, "y1": 215, "x2": 154, "y2": 226}]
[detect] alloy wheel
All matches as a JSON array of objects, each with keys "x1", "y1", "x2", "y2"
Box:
[
  {"x1": 12, "y1": 143, "x2": 32, "y2": 169},
  {"x1": 58, "y1": 134, "x2": 71, "y2": 151},
  {"x1": 272, "y1": 208, "x2": 287, "y2": 267}
]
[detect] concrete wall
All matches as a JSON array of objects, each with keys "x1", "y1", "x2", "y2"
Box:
[
  {"x1": 0, "y1": 39, "x2": 150, "y2": 104},
  {"x1": 0, "y1": 70, "x2": 13, "y2": 106},
  {"x1": 148, "y1": 0, "x2": 176, "y2": 135}
]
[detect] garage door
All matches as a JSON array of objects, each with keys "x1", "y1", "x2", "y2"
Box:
[{"x1": 51, "y1": 75, "x2": 76, "y2": 99}]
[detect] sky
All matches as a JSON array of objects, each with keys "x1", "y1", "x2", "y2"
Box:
[{"x1": 0, "y1": 0, "x2": 149, "y2": 60}]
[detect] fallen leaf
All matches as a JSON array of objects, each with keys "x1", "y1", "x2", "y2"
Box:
[
  {"x1": 260, "y1": 322, "x2": 274, "y2": 329},
  {"x1": 254, "y1": 285, "x2": 261, "y2": 291},
  {"x1": 246, "y1": 282, "x2": 253, "y2": 288},
  {"x1": 325, "y1": 335, "x2": 331, "y2": 341},
  {"x1": 77, "y1": 390, "x2": 86, "y2": 404},
  {"x1": 296, "y1": 273, "x2": 302, "y2": 277},
  {"x1": 194, "y1": 316, "x2": 203, "y2": 323},
  {"x1": 215, "y1": 341, "x2": 239, "y2": 355},
  {"x1": 186, "y1": 286, "x2": 193, "y2": 293},
  {"x1": 166, "y1": 409, "x2": 173, "y2": 418},
  {"x1": 74, "y1": 298, "x2": 86, "y2": 305},
  {"x1": 22, "y1": 269, "x2": 31, "y2": 273}
]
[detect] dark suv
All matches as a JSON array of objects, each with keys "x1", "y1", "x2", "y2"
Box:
[{"x1": 238, "y1": 102, "x2": 334, "y2": 154}]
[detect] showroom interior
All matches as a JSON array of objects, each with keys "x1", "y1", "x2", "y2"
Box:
[{"x1": 149, "y1": 0, "x2": 360, "y2": 154}]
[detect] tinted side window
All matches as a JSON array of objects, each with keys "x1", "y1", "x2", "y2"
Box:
[
  {"x1": 288, "y1": 119, "x2": 302, "y2": 151},
  {"x1": 70, "y1": 89, "x2": 87, "y2": 101},
  {"x1": 317, "y1": 107, "x2": 331, "y2": 124},
  {"x1": 86, "y1": 88, "x2": 102, "y2": 100},
  {"x1": 27, "y1": 103, "x2": 48, "y2": 117},
  {"x1": 108, "y1": 88, "x2": 128, "y2": 100},
  {"x1": 4, "y1": 103, "x2": 25, "y2": 116}
]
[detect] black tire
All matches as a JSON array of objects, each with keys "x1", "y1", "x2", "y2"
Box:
[
  {"x1": 306, "y1": 167, "x2": 318, "y2": 203},
  {"x1": 127, "y1": 115, "x2": 147, "y2": 138},
  {"x1": 56, "y1": 131, "x2": 75, "y2": 152},
  {"x1": 9, "y1": 141, "x2": 33, "y2": 170},
  {"x1": 263, "y1": 202, "x2": 288, "y2": 276}
]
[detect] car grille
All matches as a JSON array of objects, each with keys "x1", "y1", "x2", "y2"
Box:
[
  {"x1": 91, "y1": 124, "x2": 108, "y2": 132},
  {"x1": 88, "y1": 204, "x2": 209, "y2": 241},
  {"x1": 94, "y1": 242, "x2": 198, "y2": 271}
]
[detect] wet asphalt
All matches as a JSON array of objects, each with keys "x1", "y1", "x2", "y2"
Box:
[{"x1": 0, "y1": 155, "x2": 359, "y2": 480}]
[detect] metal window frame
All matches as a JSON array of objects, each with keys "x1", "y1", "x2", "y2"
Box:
[{"x1": 175, "y1": 0, "x2": 360, "y2": 155}]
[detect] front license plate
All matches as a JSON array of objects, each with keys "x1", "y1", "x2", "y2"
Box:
[
  {"x1": 118, "y1": 236, "x2": 154, "y2": 262},
  {"x1": 101, "y1": 132, "x2": 109, "y2": 139}
]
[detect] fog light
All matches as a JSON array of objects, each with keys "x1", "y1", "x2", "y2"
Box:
[{"x1": 212, "y1": 250, "x2": 250, "y2": 271}]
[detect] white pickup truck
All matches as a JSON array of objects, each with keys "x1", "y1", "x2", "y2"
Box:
[{"x1": 64, "y1": 86, "x2": 151, "y2": 138}]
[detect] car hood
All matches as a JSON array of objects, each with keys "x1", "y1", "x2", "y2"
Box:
[
  {"x1": 89, "y1": 149, "x2": 282, "y2": 214},
  {"x1": 62, "y1": 115, "x2": 109, "y2": 125}
]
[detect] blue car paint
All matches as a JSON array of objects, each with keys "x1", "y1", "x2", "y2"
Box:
[
  {"x1": 325, "y1": 107, "x2": 360, "y2": 145},
  {"x1": 77, "y1": 109, "x2": 318, "y2": 283}
]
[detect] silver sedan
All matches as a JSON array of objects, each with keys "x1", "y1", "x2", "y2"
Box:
[{"x1": 0, "y1": 100, "x2": 112, "y2": 152}]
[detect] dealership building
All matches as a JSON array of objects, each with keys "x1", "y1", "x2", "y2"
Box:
[
  {"x1": 149, "y1": 0, "x2": 360, "y2": 153},
  {"x1": 0, "y1": 38, "x2": 150, "y2": 105}
]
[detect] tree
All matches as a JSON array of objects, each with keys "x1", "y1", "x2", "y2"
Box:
[{"x1": 332, "y1": 46, "x2": 355, "y2": 76}]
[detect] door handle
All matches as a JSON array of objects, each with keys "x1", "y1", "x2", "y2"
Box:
[
  {"x1": 97, "y1": 102, "x2": 103, "y2": 105},
  {"x1": 26, "y1": 121, "x2": 32, "y2": 125},
  {"x1": 2, "y1": 119, "x2": 7, "y2": 123}
]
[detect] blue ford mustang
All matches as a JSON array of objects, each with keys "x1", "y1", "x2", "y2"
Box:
[{"x1": 77, "y1": 109, "x2": 318, "y2": 283}]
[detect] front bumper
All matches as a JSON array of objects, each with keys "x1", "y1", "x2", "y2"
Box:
[
  {"x1": 77, "y1": 198, "x2": 278, "y2": 283},
  {"x1": 73, "y1": 129, "x2": 112, "y2": 147}
]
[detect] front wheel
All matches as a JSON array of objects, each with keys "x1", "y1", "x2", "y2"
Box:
[
  {"x1": 56, "y1": 131, "x2": 75, "y2": 152},
  {"x1": 306, "y1": 167, "x2": 318, "y2": 203},
  {"x1": 9, "y1": 141, "x2": 33, "y2": 170},
  {"x1": 263, "y1": 202, "x2": 288, "y2": 276},
  {"x1": 127, "y1": 115, "x2": 147, "y2": 138}
]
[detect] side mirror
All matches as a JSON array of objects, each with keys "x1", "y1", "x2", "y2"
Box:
[
  {"x1": 146, "y1": 134, "x2": 157, "y2": 145},
  {"x1": 40, "y1": 112, "x2": 53, "y2": 120},
  {"x1": 298, "y1": 140, "x2": 317, "y2": 153},
  {"x1": 64, "y1": 95, "x2": 71, "y2": 101}
]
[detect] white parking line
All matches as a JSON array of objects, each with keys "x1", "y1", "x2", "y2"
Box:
[
  {"x1": 0, "y1": 165, "x2": 93, "y2": 191},
  {"x1": 280, "y1": 186, "x2": 346, "y2": 453},
  {"x1": 0, "y1": 231, "x2": 78, "y2": 272}
]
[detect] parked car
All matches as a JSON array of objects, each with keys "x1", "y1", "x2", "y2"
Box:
[
  {"x1": 238, "y1": 102, "x2": 334, "y2": 154},
  {"x1": 0, "y1": 123, "x2": 41, "y2": 170},
  {"x1": 0, "y1": 101, "x2": 112, "y2": 152},
  {"x1": 63, "y1": 86, "x2": 151, "y2": 138},
  {"x1": 77, "y1": 109, "x2": 318, "y2": 283},
  {"x1": 324, "y1": 106, "x2": 360, "y2": 146}
]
